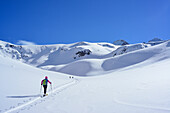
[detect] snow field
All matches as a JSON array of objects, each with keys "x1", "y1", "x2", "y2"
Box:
[
  {"x1": 0, "y1": 55, "x2": 74, "y2": 113},
  {"x1": 1, "y1": 40, "x2": 170, "y2": 113}
]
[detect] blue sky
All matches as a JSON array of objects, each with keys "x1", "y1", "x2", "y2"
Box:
[{"x1": 0, "y1": 0, "x2": 170, "y2": 45}]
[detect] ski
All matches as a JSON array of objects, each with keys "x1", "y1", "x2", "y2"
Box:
[{"x1": 41, "y1": 94, "x2": 48, "y2": 98}]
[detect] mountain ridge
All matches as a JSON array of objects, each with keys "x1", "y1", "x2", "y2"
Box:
[{"x1": 0, "y1": 39, "x2": 168, "y2": 76}]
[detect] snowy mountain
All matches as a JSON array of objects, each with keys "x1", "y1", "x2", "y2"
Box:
[
  {"x1": 148, "y1": 38, "x2": 163, "y2": 42},
  {"x1": 147, "y1": 38, "x2": 166, "y2": 46},
  {"x1": 113, "y1": 40, "x2": 129, "y2": 45},
  {"x1": 1, "y1": 39, "x2": 170, "y2": 113},
  {"x1": 0, "y1": 39, "x2": 166, "y2": 76}
]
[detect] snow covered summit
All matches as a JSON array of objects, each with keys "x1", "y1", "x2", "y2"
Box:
[
  {"x1": 148, "y1": 38, "x2": 163, "y2": 42},
  {"x1": 113, "y1": 39, "x2": 129, "y2": 45}
]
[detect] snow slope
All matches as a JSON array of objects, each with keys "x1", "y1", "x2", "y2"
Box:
[
  {"x1": 0, "y1": 40, "x2": 163, "y2": 76},
  {"x1": 0, "y1": 41, "x2": 117, "y2": 66},
  {"x1": 1, "y1": 40, "x2": 170, "y2": 113},
  {"x1": 0, "y1": 55, "x2": 75, "y2": 113},
  {"x1": 42, "y1": 41, "x2": 170, "y2": 76},
  {"x1": 22, "y1": 41, "x2": 170, "y2": 113}
]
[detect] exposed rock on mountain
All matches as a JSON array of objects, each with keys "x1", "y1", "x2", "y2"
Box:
[{"x1": 113, "y1": 40, "x2": 129, "y2": 45}]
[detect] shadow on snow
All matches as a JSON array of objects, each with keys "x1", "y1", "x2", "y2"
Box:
[{"x1": 6, "y1": 94, "x2": 41, "y2": 98}]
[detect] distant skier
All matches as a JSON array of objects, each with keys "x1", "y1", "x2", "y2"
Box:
[
  {"x1": 69, "y1": 76, "x2": 74, "y2": 79},
  {"x1": 41, "y1": 76, "x2": 52, "y2": 96}
]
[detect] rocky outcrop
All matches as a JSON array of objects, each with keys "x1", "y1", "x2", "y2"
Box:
[{"x1": 75, "y1": 49, "x2": 92, "y2": 57}]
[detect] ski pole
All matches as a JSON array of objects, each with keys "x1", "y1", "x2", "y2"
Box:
[
  {"x1": 51, "y1": 84, "x2": 53, "y2": 93},
  {"x1": 40, "y1": 85, "x2": 42, "y2": 94}
]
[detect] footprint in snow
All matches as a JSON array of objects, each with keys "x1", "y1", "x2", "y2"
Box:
[
  {"x1": 34, "y1": 102, "x2": 37, "y2": 106},
  {"x1": 21, "y1": 107, "x2": 26, "y2": 111},
  {"x1": 29, "y1": 105, "x2": 33, "y2": 108},
  {"x1": 17, "y1": 103, "x2": 23, "y2": 106},
  {"x1": 23, "y1": 100, "x2": 28, "y2": 103},
  {"x1": 9, "y1": 106, "x2": 15, "y2": 109}
]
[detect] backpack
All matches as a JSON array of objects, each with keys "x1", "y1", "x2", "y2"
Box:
[{"x1": 43, "y1": 79, "x2": 48, "y2": 85}]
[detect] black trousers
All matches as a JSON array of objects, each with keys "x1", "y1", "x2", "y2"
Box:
[{"x1": 43, "y1": 85, "x2": 47, "y2": 94}]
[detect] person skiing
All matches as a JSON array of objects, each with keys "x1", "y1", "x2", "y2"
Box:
[{"x1": 41, "y1": 76, "x2": 52, "y2": 96}]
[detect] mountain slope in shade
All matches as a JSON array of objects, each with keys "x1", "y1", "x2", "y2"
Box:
[{"x1": 113, "y1": 39, "x2": 129, "y2": 45}]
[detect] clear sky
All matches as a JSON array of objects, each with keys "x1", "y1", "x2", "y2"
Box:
[{"x1": 0, "y1": 0, "x2": 170, "y2": 45}]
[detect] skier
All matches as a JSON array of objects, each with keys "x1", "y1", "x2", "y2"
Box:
[{"x1": 41, "y1": 76, "x2": 52, "y2": 96}]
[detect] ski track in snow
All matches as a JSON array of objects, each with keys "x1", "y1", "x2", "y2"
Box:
[
  {"x1": 114, "y1": 98, "x2": 170, "y2": 112},
  {"x1": 4, "y1": 78, "x2": 78, "y2": 113}
]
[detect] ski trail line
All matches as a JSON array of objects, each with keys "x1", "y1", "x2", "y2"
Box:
[
  {"x1": 5, "y1": 79, "x2": 78, "y2": 113},
  {"x1": 114, "y1": 98, "x2": 170, "y2": 112}
]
